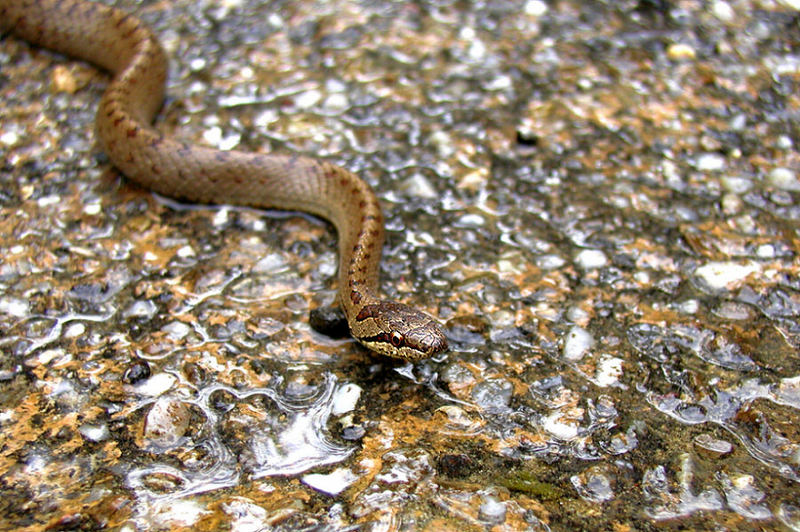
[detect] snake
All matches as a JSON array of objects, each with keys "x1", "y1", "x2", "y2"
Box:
[{"x1": 1, "y1": 0, "x2": 448, "y2": 360}]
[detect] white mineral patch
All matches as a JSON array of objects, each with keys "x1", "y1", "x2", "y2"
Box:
[
  {"x1": 134, "y1": 373, "x2": 177, "y2": 396},
  {"x1": 0, "y1": 297, "x2": 29, "y2": 317},
  {"x1": 429, "y1": 130, "x2": 455, "y2": 157},
  {"x1": 563, "y1": 326, "x2": 594, "y2": 361},
  {"x1": 756, "y1": 244, "x2": 775, "y2": 258},
  {"x1": 203, "y1": 126, "x2": 222, "y2": 145},
  {"x1": 486, "y1": 74, "x2": 512, "y2": 90},
  {"x1": 677, "y1": 299, "x2": 700, "y2": 314},
  {"x1": 542, "y1": 411, "x2": 579, "y2": 440},
  {"x1": 34, "y1": 348, "x2": 67, "y2": 367},
  {"x1": 38, "y1": 195, "x2": 60, "y2": 207},
  {"x1": 223, "y1": 499, "x2": 268, "y2": 532},
  {"x1": 79, "y1": 423, "x2": 110, "y2": 442},
  {"x1": 124, "y1": 300, "x2": 157, "y2": 319},
  {"x1": 479, "y1": 496, "x2": 507, "y2": 524},
  {"x1": 694, "y1": 261, "x2": 759, "y2": 291},
  {"x1": 595, "y1": 355, "x2": 623, "y2": 387},
  {"x1": 302, "y1": 468, "x2": 358, "y2": 496},
  {"x1": 212, "y1": 207, "x2": 230, "y2": 227},
  {"x1": 151, "y1": 500, "x2": 209, "y2": 529},
  {"x1": 83, "y1": 202, "x2": 101, "y2": 215},
  {"x1": 177, "y1": 245, "x2": 195, "y2": 258},
  {"x1": 331, "y1": 383, "x2": 362, "y2": 416}
]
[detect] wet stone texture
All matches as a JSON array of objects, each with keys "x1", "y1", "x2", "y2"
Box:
[{"x1": 1, "y1": 0, "x2": 800, "y2": 529}]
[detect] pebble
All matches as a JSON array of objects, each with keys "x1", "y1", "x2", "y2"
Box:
[
  {"x1": 720, "y1": 193, "x2": 742, "y2": 215},
  {"x1": 143, "y1": 397, "x2": 191, "y2": 447},
  {"x1": 457, "y1": 214, "x2": 485, "y2": 227},
  {"x1": 712, "y1": 302, "x2": 752, "y2": 320},
  {"x1": 720, "y1": 175, "x2": 752, "y2": 194},
  {"x1": 694, "y1": 153, "x2": 725, "y2": 171},
  {"x1": 470, "y1": 379, "x2": 513, "y2": 409},
  {"x1": 323, "y1": 93, "x2": 349, "y2": 112},
  {"x1": 525, "y1": 0, "x2": 548, "y2": 16},
  {"x1": 400, "y1": 174, "x2": 438, "y2": 199},
  {"x1": 563, "y1": 326, "x2": 594, "y2": 361},
  {"x1": 64, "y1": 323, "x2": 85, "y2": 339},
  {"x1": 252, "y1": 253, "x2": 289, "y2": 273},
  {"x1": 694, "y1": 433, "x2": 734, "y2": 458},
  {"x1": 667, "y1": 43, "x2": 697, "y2": 60},
  {"x1": 295, "y1": 90, "x2": 322, "y2": 109},
  {"x1": 162, "y1": 321, "x2": 191, "y2": 340},
  {"x1": 693, "y1": 261, "x2": 759, "y2": 291},
  {"x1": 124, "y1": 300, "x2": 158, "y2": 319},
  {"x1": 756, "y1": 244, "x2": 775, "y2": 258},
  {"x1": 134, "y1": 373, "x2": 177, "y2": 396},
  {"x1": 574, "y1": 249, "x2": 607, "y2": 269},
  {"x1": 711, "y1": 1, "x2": 734, "y2": 22},
  {"x1": 767, "y1": 167, "x2": 799, "y2": 191},
  {"x1": 566, "y1": 306, "x2": 590, "y2": 325},
  {"x1": 429, "y1": 131, "x2": 455, "y2": 157},
  {"x1": 536, "y1": 254, "x2": 566, "y2": 270},
  {"x1": 776, "y1": 135, "x2": 793, "y2": 149},
  {"x1": 478, "y1": 496, "x2": 506, "y2": 524}
]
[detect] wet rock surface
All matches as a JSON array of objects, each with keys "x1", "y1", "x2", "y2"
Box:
[{"x1": 2, "y1": 0, "x2": 800, "y2": 529}]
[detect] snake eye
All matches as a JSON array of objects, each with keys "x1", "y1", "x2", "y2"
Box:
[{"x1": 390, "y1": 331, "x2": 404, "y2": 348}]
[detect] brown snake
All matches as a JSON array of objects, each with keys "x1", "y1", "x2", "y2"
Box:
[{"x1": 1, "y1": 0, "x2": 448, "y2": 360}]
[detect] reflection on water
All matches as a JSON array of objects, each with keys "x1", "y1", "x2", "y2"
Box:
[{"x1": 127, "y1": 374, "x2": 357, "y2": 499}]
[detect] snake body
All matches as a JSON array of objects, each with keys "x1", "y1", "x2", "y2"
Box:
[{"x1": 1, "y1": 0, "x2": 447, "y2": 360}]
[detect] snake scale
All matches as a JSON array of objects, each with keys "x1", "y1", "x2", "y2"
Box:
[{"x1": 1, "y1": 0, "x2": 448, "y2": 360}]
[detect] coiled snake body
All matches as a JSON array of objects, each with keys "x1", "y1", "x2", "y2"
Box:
[{"x1": 1, "y1": 0, "x2": 448, "y2": 360}]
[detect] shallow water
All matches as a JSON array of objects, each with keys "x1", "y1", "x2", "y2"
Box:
[{"x1": 1, "y1": 0, "x2": 800, "y2": 529}]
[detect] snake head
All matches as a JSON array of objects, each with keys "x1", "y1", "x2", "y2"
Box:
[{"x1": 353, "y1": 301, "x2": 448, "y2": 360}]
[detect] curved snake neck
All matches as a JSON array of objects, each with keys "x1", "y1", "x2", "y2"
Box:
[{"x1": 1, "y1": 0, "x2": 448, "y2": 360}]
